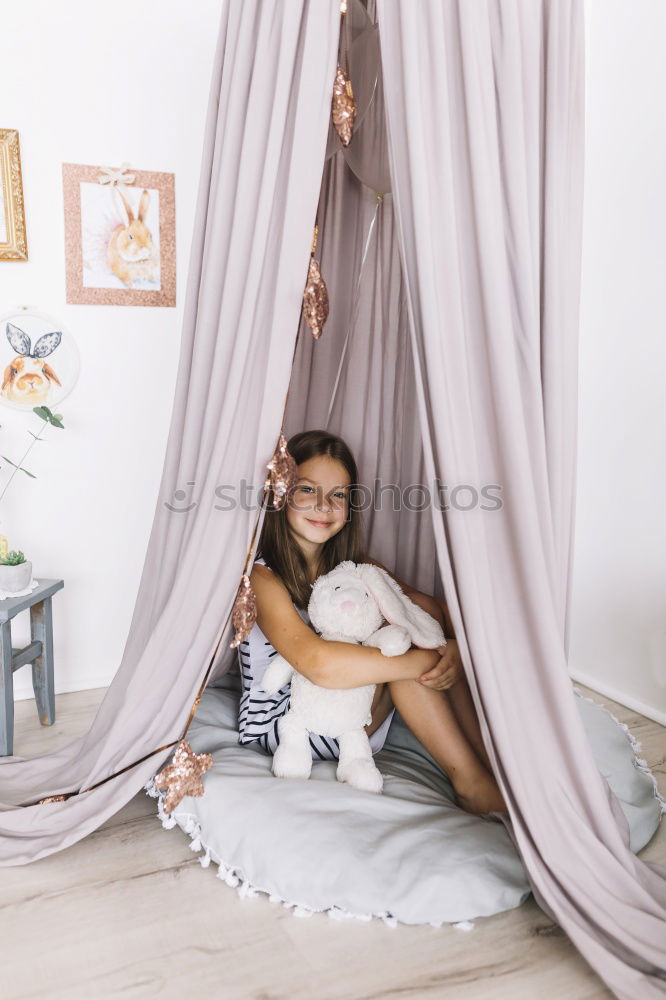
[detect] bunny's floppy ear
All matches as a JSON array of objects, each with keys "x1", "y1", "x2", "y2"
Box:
[
  {"x1": 357, "y1": 563, "x2": 446, "y2": 649},
  {"x1": 6, "y1": 322, "x2": 31, "y2": 356},
  {"x1": 32, "y1": 331, "x2": 62, "y2": 359}
]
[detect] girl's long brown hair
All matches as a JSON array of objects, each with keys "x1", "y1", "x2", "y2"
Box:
[{"x1": 258, "y1": 430, "x2": 367, "y2": 609}]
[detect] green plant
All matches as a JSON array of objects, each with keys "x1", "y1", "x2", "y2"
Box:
[
  {"x1": 0, "y1": 405, "x2": 65, "y2": 503},
  {"x1": 0, "y1": 549, "x2": 26, "y2": 566}
]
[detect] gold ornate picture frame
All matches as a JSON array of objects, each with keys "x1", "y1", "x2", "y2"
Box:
[
  {"x1": 0, "y1": 129, "x2": 28, "y2": 261},
  {"x1": 63, "y1": 162, "x2": 176, "y2": 307}
]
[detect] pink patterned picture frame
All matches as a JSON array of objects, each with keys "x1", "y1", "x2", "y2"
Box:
[{"x1": 62, "y1": 162, "x2": 176, "y2": 307}]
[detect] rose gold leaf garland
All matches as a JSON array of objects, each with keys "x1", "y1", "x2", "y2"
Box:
[
  {"x1": 153, "y1": 739, "x2": 213, "y2": 815},
  {"x1": 303, "y1": 257, "x2": 329, "y2": 340},
  {"x1": 332, "y1": 65, "x2": 356, "y2": 147},
  {"x1": 229, "y1": 573, "x2": 257, "y2": 649},
  {"x1": 302, "y1": 225, "x2": 329, "y2": 340},
  {"x1": 264, "y1": 431, "x2": 298, "y2": 509},
  {"x1": 230, "y1": 434, "x2": 297, "y2": 647},
  {"x1": 228, "y1": 433, "x2": 298, "y2": 648}
]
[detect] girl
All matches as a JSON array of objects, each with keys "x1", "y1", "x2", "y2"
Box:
[{"x1": 238, "y1": 429, "x2": 507, "y2": 816}]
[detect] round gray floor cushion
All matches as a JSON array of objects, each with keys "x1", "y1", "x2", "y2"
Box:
[{"x1": 145, "y1": 684, "x2": 664, "y2": 927}]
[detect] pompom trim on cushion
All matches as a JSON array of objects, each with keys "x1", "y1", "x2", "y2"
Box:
[
  {"x1": 143, "y1": 777, "x2": 475, "y2": 931},
  {"x1": 572, "y1": 687, "x2": 666, "y2": 815},
  {"x1": 143, "y1": 688, "x2": 662, "y2": 933}
]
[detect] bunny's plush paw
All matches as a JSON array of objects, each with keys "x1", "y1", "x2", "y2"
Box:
[
  {"x1": 260, "y1": 672, "x2": 284, "y2": 696},
  {"x1": 376, "y1": 624, "x2": 411, "y2": 657},
  {"x1": 260, "y1": 656, "x2": 293, "y2": 695},
  {"x1": 272, "y1": 741, "x2": 312, "y2": 780},
  {"x1": 337, "y1": 758, "x2": 384, "y2": 794}
]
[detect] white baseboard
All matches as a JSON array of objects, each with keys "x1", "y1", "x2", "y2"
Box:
[{"x1": 569, "y1": 668, "x2": 666, "y2": 727}]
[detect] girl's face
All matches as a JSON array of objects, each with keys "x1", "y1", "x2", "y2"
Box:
[{"x1": 286, "y1": 455, "x2": 351, "y2": 553}]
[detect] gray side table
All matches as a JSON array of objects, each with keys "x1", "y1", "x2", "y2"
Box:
[{"x1": 0, "y1": 578, "x2": 64, "y2": 756}]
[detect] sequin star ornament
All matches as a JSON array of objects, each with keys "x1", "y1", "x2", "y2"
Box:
[
  {"x1": 264, "y1": 432, "x2": 298, "y2": 510},
  {"x1": 230, "y1": 572, "x2": 257, "y2": 648},
  {"x1": 153, "y1": 739, "x2": 213, "y2": 814},
  {"x1": 302, "y1": 225, "x2": 329, "y2": 340},
  {"x1": 332, "y1": 65, "x2": 356, "y2": 147}
]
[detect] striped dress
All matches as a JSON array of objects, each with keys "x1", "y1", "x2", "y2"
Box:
[{"x1": 237, "y1": 555, "x2": 395, "y2": 761}]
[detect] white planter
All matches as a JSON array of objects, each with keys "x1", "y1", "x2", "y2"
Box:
[{"x1": 0, "y1": 560, "x2": 32, "y2": 595}]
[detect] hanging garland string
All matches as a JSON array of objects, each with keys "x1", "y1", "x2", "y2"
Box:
[{"x1": 325, "y1": 191, "x2": 383, "y2": 426}]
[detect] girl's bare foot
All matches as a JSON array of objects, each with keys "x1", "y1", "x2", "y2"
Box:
[
  {"x1": 453, "y1": 769, "x2": 508, "y2": 816},
  {"x1": 385, "y1": 679, "x2": 508, "y2": 817}
]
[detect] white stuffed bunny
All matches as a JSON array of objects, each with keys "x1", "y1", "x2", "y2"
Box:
[{"x1": 260, "y1": 560, "x2": 446, "y2": 794}]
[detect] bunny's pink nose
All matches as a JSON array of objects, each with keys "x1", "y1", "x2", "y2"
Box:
[{"x1": 340, "y1": 600, "x2": 356, "y2": 614}]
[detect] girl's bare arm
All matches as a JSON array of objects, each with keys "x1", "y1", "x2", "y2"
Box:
[{"x1": 251, "y1": 564, "x2": 441, "y2": 689}]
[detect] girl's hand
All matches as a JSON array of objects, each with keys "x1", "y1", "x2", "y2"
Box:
[{"x1": 418, "y1": 639, "x2": 464, "y2": 690}]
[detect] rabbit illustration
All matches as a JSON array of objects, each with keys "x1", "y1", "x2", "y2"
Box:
[
  {"x1": 2, "y1": 322, "x2": 62, "y2": 405},
  {"x1": 260, "y1": 560, "x2": 446, "y2": 794},
  {"x1": 107, "y1": 187, "x2": 158, "y2": 287}
]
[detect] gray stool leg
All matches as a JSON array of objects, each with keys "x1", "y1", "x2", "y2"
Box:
[
  {"x1": 0, "y1": 620, "x2": 14, "y2": 755},
  {"x1": 30, "y1": 597, "x2": 55, "y2": 727}
]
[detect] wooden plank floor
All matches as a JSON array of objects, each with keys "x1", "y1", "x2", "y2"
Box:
[{"x1": 1, "y1": 684, "x2": 663, "y2": 1000}]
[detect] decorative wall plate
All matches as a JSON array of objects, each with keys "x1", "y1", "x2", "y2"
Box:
[{"x1": 0, "y1": 308, "x2": 80, "y2": 412}]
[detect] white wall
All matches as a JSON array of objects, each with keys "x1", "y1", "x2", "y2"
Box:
[
  {"x1": 569, "y1": 0, "x2": 666, "y2": 722},
  {"x1": 3, "y1": 1, "x2": 664, "y2": 723},
  {"x1": 1, "y1": 0, "x2": 223, "y2": 700}
]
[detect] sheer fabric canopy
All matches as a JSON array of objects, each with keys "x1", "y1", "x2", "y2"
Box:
[{"x1": 1, "y1": 3, "x2": 664, "y2": 997}]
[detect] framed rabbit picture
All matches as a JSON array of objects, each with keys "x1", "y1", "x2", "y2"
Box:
[{"x1": 62, "y1": 162, "x2": 175, "y2": 306}]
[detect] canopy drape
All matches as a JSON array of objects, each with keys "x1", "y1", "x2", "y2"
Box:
[
  {"x1": 0, "y1": 3, "x2": 664, "y2": 997},
  {"x1": 376, "y1": 1, "x2": 666, "y2": 997},
  {"x1": 0, "y1": 0, "x2": 341, "y2": 856}
]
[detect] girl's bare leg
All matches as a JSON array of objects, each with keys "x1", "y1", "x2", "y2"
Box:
[
  {"x1": 364, "y1": 683, "x2": 393, "y2": 737},
  {"x1": 430, "y1": 596, "x2": 496, "y2": 776},
  {"x1": 445, "y1": 673, "x2": 494, "y2": 773},
  {"x1": 387, "y1": 678, "x2": 507, "y2": 815}
]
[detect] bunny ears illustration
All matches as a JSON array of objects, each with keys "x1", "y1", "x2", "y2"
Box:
[{"x1": 6, "y1": 322, "x2": 62, "y2": 359}]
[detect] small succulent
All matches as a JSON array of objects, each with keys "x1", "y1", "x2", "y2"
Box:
[{"x1": 0, "y1": 549, "x2": 26, "y2": 566}]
